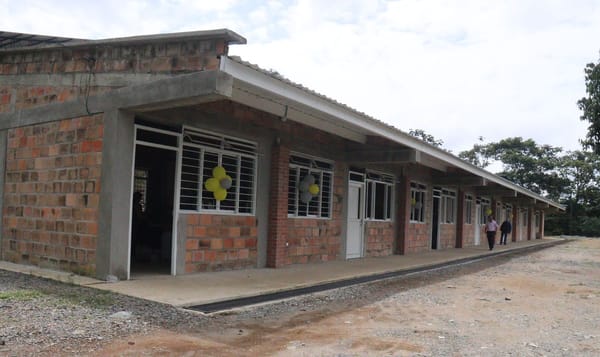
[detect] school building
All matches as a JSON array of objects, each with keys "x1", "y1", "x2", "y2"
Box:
[{"x1": 0, "y1": 29, "x2": 563, "y2": 280}]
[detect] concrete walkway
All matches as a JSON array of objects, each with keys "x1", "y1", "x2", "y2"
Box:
[{"x1": 0, "y1": 238, "x2": 564, "y2": 308}]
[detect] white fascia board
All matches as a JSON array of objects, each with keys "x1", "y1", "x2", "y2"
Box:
[{"x1": 219, "y1": 57, "x2": 564, "y2": 211}]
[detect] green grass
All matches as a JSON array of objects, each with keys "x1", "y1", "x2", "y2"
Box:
[{"x1": 0, "y1": 289, "x2": 44, "y2": 301}]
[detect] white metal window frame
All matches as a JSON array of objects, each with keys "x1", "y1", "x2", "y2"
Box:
[
  {"x1": 288, "y1": 152, "x2": 334, "y2": 219},
  {"x1": 465, "y1": 194, "x2": 473, "y2": 224},
  {"x1": 476, "y1": 196, "x2": 491, "y2": 224},
  {"x1": 503, "y1": 203, "x2": 513, "y2": 222},
  {"x1": 364, "y1": 171, "x2": 394, "y2": 222},
  {"x1": 410, "y1": 182, "x2": 427, "y2": 223},
  {"x1": 179, "y1": 126, "x2": 258, "y2": 216},
  {"x1": 440, "y1": 188, "x2": 456, "y2": 224}
]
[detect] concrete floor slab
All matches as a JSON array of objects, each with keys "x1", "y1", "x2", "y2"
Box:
[{"x1": 0, "y1": 238, "x2": 564, "y2": 308}]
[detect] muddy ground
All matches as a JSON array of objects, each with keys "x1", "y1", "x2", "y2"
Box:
[
  {"x1": 96, "y1": 238, "x2": 600, "y2": 356},
  {"x1": 2, "y1": 238, "x2": 599, "y2": 356}
]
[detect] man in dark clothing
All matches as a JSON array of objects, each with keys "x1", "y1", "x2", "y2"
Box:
[{"x1": 500, "y1": 219, "x2": 512, "y2": 245}]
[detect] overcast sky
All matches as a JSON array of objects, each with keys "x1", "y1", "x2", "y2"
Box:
[{"x1": 2, "y1": 0, "x2": 599, "y2": 154}]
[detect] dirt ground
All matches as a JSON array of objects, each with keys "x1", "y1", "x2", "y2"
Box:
[{"x1": 91, "y1": 238, "x2": 599, "y2": 356}]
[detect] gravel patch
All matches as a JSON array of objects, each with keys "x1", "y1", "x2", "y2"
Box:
[{"x1": 1, "y1": 239, "x2": 599, "y2": 356}]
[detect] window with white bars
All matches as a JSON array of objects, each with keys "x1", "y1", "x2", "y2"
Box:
[
  {"x1": 179, "y1": 128, "x2": 257, "y2": 214},
  {"x1": 365, "y1": 171, "x2": 394, "y2": 221},
  {"x1": 441, "y1": 189, "x2": 456, "y2": 224},
  {"x1": 504, "y1": 204, "x2": 512, "y2": 223},
  {"x1": 410, "y1": 182, "x2": 426, "y2": 223},
  {"x1": 465, "y1": 194, "x2": 473, "y2": 224},
  {"x1": 288, "y1": 154, "x2": 333, "y2": 218},
  {"x1": 477, "y1": 197, "x2": 491, "y2": 224}
]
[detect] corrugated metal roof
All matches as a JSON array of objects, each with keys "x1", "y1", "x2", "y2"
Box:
[
  {"x1": 222, "y1": 55, "x2": 564, "y2": 210},
  {"x1": 0, "y1": 31, "x2": 80, "y2": 50},
  {"x1": 227, "y1": 55, "x2": 406, "y2": 136}
]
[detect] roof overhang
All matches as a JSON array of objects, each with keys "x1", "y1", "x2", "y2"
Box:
[{"x1": 218, "y1": 56, "x2": 564, "y2": 211}]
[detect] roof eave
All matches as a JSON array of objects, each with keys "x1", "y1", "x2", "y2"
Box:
[{"x1": 219, "y1": 56, "x2": 565, "y2": 211}]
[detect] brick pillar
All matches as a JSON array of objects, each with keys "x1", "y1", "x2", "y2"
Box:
[
  {"x1": 512, "y1": 208, "x2": 519, "y2": 242},
  {"x1": 539, "y1": 211, "x2": 545, "y2": 239},
  {"x1": 266, "y1": 143, "x2": 289, "y2": 268},
  {"x1": 455, "y1": 190, "x2": 465, "y2": 248},
  {"x1": 527, "y1": 207, "x2": 534, "y2": 240},
  {"x1": 396, "y1": 176, "x2": 410, "y2": 254}
]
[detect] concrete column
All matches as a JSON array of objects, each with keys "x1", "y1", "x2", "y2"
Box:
[
  {"x1": 96, "y1": 109, "x2": 135, "y2": 280},
  {"x1": 0, "y1": 130, "x2": 6, "y2": 259},
  {"x1": 395, "y1": 176, "x2": 410, "y2": 254},
  {"x1": 266, "y1": 142, "x2": 289, "y2": 268}
]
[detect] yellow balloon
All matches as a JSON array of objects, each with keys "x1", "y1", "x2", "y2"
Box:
[
  {"x1": 213, "y1": 188, "x2": 227, "y2": 201},
  {"x1": 212, "y1": 166, "x2": 227, "y2": 180},
  {"x1": 485, "y1": 208, "x2": 492, "y2": 216},
  {"x1": 204, "y1": 177, "x2": 219, "y2": 192},
  {"x1": 308, "y1": 183, "x2": 319, "y2": 196}
]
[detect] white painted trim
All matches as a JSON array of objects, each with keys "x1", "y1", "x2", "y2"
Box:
[
  {"x1": 171, "y1": 133, "x2": 182, "y2": 276},
  {"x1": 130, "y1": 124, "x2": 182, "y2": 278}
]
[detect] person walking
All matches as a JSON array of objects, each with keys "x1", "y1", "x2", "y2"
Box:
[
  {"x1": 500, "y1": 218, "x2": 512, "y2": 245},
  {"x1": 484, "y1": 215, "x2": 499, "y2": 250}
]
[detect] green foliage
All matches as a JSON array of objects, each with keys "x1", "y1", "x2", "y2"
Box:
[
  {"x1": 408, "y1": 129, "x2": 444, "y2": 148},
  {"x1": 459, "y1": 137, "x2": 568, "y2": 200},
  {"x1": 578, "y1": 54, "x2": 600, "y2": 154},
  {"x1": 459, "y1": 137, "x2": 600, "y2": 237}
]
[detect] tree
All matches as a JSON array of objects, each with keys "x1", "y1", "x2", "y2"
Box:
[
  {"x1": 578, "y1": 54, "x2": 600, "y2": 154},
  {"x1": 459, "y1": 137, "x2": 600, "y2": 236},
  {"x1": 458, "y1": 137, "x2": 568, "y2": 200},
  {"x1": 408, "y1": 129, "x2": 444, "y2": 148}
]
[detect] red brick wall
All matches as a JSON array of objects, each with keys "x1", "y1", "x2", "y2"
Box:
[
  {"x1": 365, "y1": 221, "x2": 394, "y2": 256},
  {"x1": 267, "y1": 144, "x2": 290, "y2": 268},
  {"x1": 0, "y1": 39, "x2": 227, "y2": 112},
  {"x1": 439, "y1": 223, "x2": 457, "y2": 249},
  {"x1": 406, "y1": 221, "x2": 430, "y2": 253},
  {"x1": 2, "y1": 115, "x2": 103, "y2": 275},
  {"x1": 183, "y1": 214, "x2": 257, "y2": 273}
]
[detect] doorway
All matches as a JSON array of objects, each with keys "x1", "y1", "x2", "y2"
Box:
[
  {"x1": 346, "y1": 181, "x2": 364, "y2": 259},
  {"x1": 431, "y1": 195, "x2": 440, "y2": 250},
  {"x1": 130, "y1": 125, "x2": 180, "y2": 276}
]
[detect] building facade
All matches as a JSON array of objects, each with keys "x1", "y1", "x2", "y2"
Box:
[{"x1": 0, "y1": 30, "x2": 562, "y2": 280}]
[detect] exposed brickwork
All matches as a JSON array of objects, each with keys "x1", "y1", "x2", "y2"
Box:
[
  {"x1": 2, "y1": 115, "x2": 103, "y2": 275},
  {"x1": 0, "y1": 38, "x2": 227, "y2": 113},
  {"x1": 462, "y1": 223, "x2": 478, "y2": 246},
  {"x1": 183, "y1": 214, "x2": 257, "y2": 273},
  {"x1": 267, "y1": 144, "x2": 290, "y2": 268},
  {"x1": 438, "y1": 223, "x2": 457, "y2": 249},
  {"x1": 538, "y1": 211, "x2": 545, "y2": 239},
  {"x1": 395, "y1": 177, "x2": 410, "y2": 254},
  {"x1": 364, "y1": 221, "x2": 394, "y2": 256}
]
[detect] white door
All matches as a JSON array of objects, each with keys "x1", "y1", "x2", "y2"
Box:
[
  {"x1": 519, "y1": 211, "x2": 525, "y2": 241},
  {"x1": 474, "y1": 204, "x2": 481, "y2": 245},
  {"x1": 346, "y1": 182, "x2": 364, "y2": 259}
]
